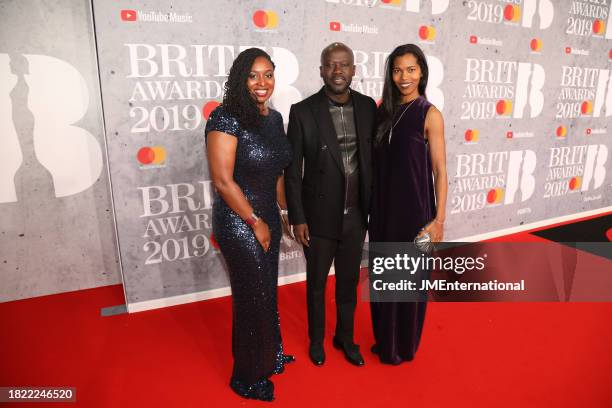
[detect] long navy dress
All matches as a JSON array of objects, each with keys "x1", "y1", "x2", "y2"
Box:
[
  {"x1": 205, "y1": 106, "x2": 292, "y2": 393},
  {"x1": 369, "y1": 96, "x2": 436, "y2": 364}
]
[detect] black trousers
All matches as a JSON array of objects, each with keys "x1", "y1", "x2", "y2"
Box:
[{"x1": 303, "y1": 207, "x2": 366, "y2": 344}]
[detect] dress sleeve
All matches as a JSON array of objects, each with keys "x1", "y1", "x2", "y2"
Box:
[
  {"x1": 273, "y1": 110, "x2": 287, "y2": 137},
  {"x1": 204, "y1": 106, "x2": 241, "y2": 138}
]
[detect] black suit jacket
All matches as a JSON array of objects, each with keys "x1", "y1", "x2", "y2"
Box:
[{"x1": 284, "y1": 87, "x2": 377, "y2": 240}]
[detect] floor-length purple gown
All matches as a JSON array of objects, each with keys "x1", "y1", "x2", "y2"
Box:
[{"x1": 369, "y1": 96, "x2": 436, "y2": 364}]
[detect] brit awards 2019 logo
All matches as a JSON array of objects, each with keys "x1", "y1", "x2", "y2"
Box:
[
  {"x1": 556, "y1": 65, "x2": 612, "y2": 119},
  {"x1": 461, "y1": 58, "x2": 544, "y2": 121},
  {"x1": 139, "y1": 181, "x2": 215, "y2": 264},
  {"x1": 451, "y1": 150, "x2": 536, "y2": 214},
  {"x1": 544, "y1": 144, "x2": 608, "y2": 200},
  {"x1": 565, "y1": 0, "x2": 612, "y2": 38},
  {"x1": 125, "y1": 44, "x2": 301, "y2": 126},
  {"x1": 466, "y1": 0, "x2": 554, "y2": 29}
]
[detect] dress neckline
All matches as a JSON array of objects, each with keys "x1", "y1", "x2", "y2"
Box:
[{"x1": 399, "y1": 95, "x2": 422, "y2": 106}]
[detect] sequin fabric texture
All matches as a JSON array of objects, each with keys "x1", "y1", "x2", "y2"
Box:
[{"x1": 205, "y1": 106, "x2": 292, "y2": 395}]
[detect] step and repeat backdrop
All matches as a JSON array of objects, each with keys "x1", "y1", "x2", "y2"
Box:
[
  {"x1": 0, "y1": 0, "x2": 120, "y2": 303},
  {"x1": 92, "y1": 0, "x2": 609, "y2": 310},
  {"x1": 2, "y1": 0, "x2": 610, "y2": 307}
]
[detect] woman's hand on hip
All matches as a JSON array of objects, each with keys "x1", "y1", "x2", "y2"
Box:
[{"x1": 253, "y1": 220, "x2": 271, "y2": 252}]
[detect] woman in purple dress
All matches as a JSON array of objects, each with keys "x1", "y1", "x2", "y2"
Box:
[{"x1": 369, "y1": 44, "x2": 448, "y2": 364}]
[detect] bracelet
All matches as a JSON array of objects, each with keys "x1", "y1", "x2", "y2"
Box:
[
  {"x1": 433, "y1": 218, "x2": 445, "y2": 225},
  {"x1": 277, "y1": 203, "x2": 288, "y2": 216},
  {"x1": 245, "y1": 213, "x2": 260, "y2": 227}
]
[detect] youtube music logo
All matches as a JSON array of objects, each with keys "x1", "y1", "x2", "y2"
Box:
[
  {"x1": 121, "y1": 10, "x2": 137, "y2": 22},
  {"x1": 119, "y1": 9, "x2": 192, "y2": 23},
  {"x1": 328, "y1": 20, "x2": 378, "y2": 34}
]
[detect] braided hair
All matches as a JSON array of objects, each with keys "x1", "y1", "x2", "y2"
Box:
[{"x1": 223, "y1": 48, "x2": 275, "y2": 131}]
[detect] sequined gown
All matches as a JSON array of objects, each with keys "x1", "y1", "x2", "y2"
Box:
[
  {"x1": 369, "y1": 96, "x2": 435, "y2": 364},
  {"x1": 205, "y1": 106, "x2": 292, "y2": 392}
]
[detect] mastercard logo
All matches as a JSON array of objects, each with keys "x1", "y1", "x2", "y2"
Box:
[
  {"x1": 568, "y1": 176, "x2": 582, "y2": 191},
  {"x1": 210, "y1": 233, "x2": 220, "y2": 250},
  {"x1": 464, "y1": 129, "x2": 479, "y2": 142},
  {"x1": 565, "y1": 47, "x2": 572, "y2": 54},
  {"x1": 530, "y1": 38, "x2": 542, "y2": 52},
  {"x1": 593, "y1": 19, "x2": 605, "y2": 35},
  {"x1": 504, "y1": 5, "x2": 521, "y2": 22},
  {"x1": 381, "y1": 0, "x2": 401, "y2": 4},
  {"x1": 253, "y1": 10, "x2": 278, "y2": 29},
  {"x1": 586, "y1": 128, "x2": 592, "y2": 135},
  {"x1": 506, "y1": 131, "x2": 513, "y2": 139},
  {"x1": 487, "y1": 188, "x2": 504, "y2": 204},
  {"x1": 137, "y1": 146, "x2": 166, "y2": 166},
  {"x1": 556, "y1": 126, "x2": 567, "y2": 138},
  {"x1": 469, "y1": 35, "x2": 478, "y2": 44},
  {"x1": 496, "y1": 99, "x2": 513, "y2": 116},
  {"x1": 581, "y1": 100, "x2": 593, "y2": 115},
  {"x1": 419, "y1": 25, "x2": 436, "y2": 41},
  {"x1": 202, "y1": 101, "x2": 221, "y2": 120}
]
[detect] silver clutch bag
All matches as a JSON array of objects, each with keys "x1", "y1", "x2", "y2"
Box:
[{"x1": 414, "y1": 231, "x2": 435, "y2": 254}]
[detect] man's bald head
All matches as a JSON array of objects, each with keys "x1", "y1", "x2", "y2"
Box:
[
  {"x1": 319, "y1": 42, "x2": 355, "y2": 102},
  {"x1": 320, "y1": 42, "x2": 354, "y2": 66}
]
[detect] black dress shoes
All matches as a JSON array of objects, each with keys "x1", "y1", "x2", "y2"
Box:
[
  {"x1": 309, "y1": 342, "x2": 325, "y2": 366},
  {"x1": 333, "y1": 337, "x2": 365, "y2": 366}
]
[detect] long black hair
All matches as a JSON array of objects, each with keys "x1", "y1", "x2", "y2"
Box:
[
  {"x1": 222, "y1": 48, "x2": 275, "y2": 131},
  {"x1": 376, "y1": 44, "x2": 429, "y2": 144}
]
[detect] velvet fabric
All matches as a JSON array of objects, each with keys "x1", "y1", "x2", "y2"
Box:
[{"x1": 369, "y1": 96, "x2": 436, "y2": 364}]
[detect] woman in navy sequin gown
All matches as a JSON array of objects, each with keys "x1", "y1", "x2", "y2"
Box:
[
  {"x1": 205, "y1": 48, "x2": 293, "y2": 401},
  {"x1": 369, "y1": 44, "x2": 448, "y2": 364}
]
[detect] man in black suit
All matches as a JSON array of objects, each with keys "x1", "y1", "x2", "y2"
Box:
[{"x1": 284, "y1": 43, "x2": 377, "y2": 367}]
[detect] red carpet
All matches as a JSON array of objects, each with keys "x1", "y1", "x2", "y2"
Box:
[
  {"x1": 2, "y1": 279, "x2": 612, "y2": 407},
  {"x1": 2, "y1": 212, "x2": 611, "y2": 407}
]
